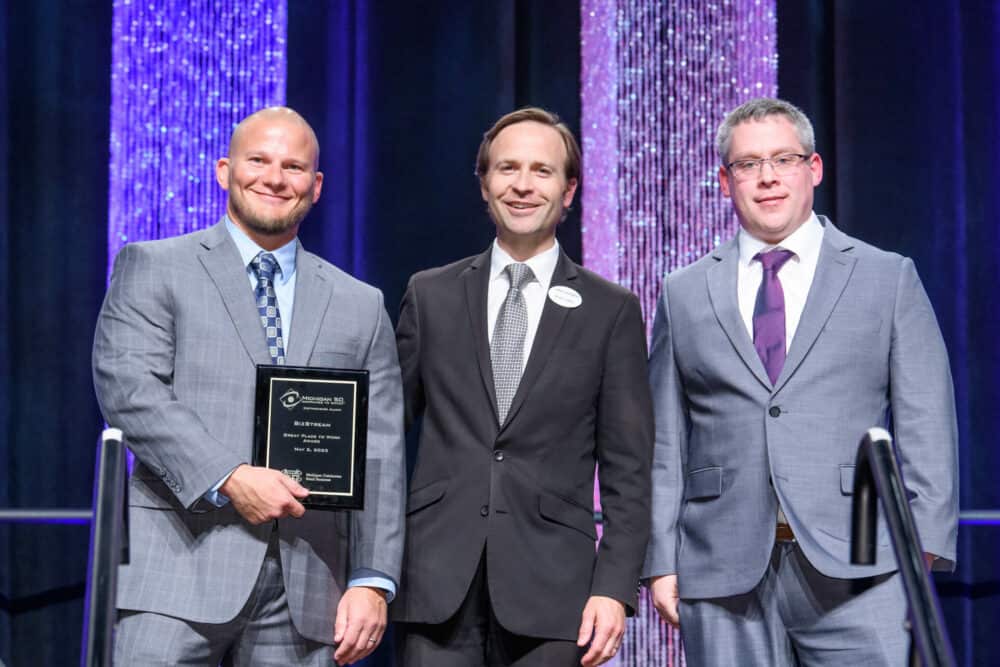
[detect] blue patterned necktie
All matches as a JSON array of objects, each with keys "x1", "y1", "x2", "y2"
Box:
[
  {"x1": 752, "y1": 248, "x2": 795, "y2": 384},
  {"x1": 250, "y1": 251, "x2": 285, "y2": 365},
  {"x1": 491, "y1": 263, "x2": 534, "y2": 423}
]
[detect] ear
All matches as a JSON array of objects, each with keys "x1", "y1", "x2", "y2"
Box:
[
  {"x1": 562, "y1": 178, "x2": 579, "y2": 208},
  {"x1": 718, "y1": 165, "x2": 732, "y2": 198},
  {"x1": 215, "y1": 158, "x2": 231, "y2": 191},
  {"x1": 808, "y1": 152, "x2": 824, "y2": 187},
  {"x1": 312, "y1": 171, "x2": 324, "y2": 203},
  {"x1": 480, "y1": 178, "x2": 490, "y2": 203}
]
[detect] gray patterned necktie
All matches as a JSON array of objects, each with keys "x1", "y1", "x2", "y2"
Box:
[
  {"x1": 251, "y1": 251, "x2": 286, "y2": 365},
  {"x1": 491, "y1": 263, "x2": 534, "y2": 423}
]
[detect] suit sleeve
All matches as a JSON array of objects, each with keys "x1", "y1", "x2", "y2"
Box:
[
  {"x1": 590, "y1": 292, "x2": 655, "y2": 613},
  {"x1": 395, "y1": 276, "x2": 425, "y2": 431},
  {"x1": 92, "y1": 244, "x2": 245, "y2": 509},
  {"x1": 889, "y1": 258, "x2": 959, "y2": 570},
  {"x1": 642, "y1": 280, "x2": 688, "y2": 579},
  {"x1": 350, "y1": 290, "x2": 407, "y2": 583}
]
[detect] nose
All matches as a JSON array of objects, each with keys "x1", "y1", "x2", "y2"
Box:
[
  {"x1": 758, "y1": 159, "x2": 779, "y2": 184},
  {"x1": 262, "y1": 162, "x2": 286, "y2": 189},
  {"x1": 511, "y1": 168, "x2": 533, "y2": 194}
]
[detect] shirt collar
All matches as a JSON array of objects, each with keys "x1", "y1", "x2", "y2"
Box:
[
  {"x1": 738, "y1": 211, "x2": 824, "y2": 266},
  {"x1": 225, "y1": 216, "x2": 298, "y2": 284},
  {"x1": 489, "y1": 239, "x2": 560, "y2": 291}
]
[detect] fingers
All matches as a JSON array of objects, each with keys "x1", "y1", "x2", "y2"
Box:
[
  {"x1": 576, "y1": 604, "x2": 595, "y2": 647},
  {"x1": 278, "y1": 472, "x2": 310, "y2": 499},
  {"x1": 578, "y1": 596, "x2": 625, "y2": 667},
  {"x1": 333, "y1": 588, "x2": 388, "y2": 665},
  {"x1": 222, "y1": 466, "x2": 308, "y2": 524},
  {"x1": 650, "y1": 575, "x2": 680, "y2": 628}
]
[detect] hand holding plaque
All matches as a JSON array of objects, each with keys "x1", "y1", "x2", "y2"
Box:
[{"x1": 253, "y1": 365, "x2": 368, "y2": 510}]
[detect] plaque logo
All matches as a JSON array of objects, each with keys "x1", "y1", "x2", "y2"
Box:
[
  {"x1": 282, "y1": 468, "x2": 304, "y2": 483},
  {"x1": 280, "y1": 388, "x2": 303, "y2": 409}
]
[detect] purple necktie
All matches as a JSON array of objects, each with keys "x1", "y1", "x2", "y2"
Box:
[{"x1": 753, "y1": 249, "x2": 795, "y2": 385}]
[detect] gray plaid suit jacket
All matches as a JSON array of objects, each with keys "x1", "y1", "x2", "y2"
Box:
[
  {"x1": 92, "y1": 221, "x2": 405, "y2": 643},
  {"x1": 642, "y1": 217, "x2": 959, "y2": 598}
]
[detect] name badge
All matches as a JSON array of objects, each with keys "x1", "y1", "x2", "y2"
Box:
[{"x1": 548, "y1": 286, "x2": 582, "y2": 309}]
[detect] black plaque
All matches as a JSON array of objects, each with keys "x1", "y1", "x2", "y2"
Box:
[{"x1": 253, "y1": 365, "x2": 368, "y2": 510}]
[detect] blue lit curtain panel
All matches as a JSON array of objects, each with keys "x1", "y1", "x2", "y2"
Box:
[{"x1": 108, "y1": 0, "x2": 287, "y2": 267}]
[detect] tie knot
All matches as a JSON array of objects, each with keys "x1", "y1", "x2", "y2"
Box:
[
  {"x1": 755, "y1": 248, "x2": 795, "y2": 273},
  {"x1": 504, "y1": 263, "x2": 534, "y2": 291},
  {"x1": 252, "y1": 252, "x2": 279, "y2": 281}
]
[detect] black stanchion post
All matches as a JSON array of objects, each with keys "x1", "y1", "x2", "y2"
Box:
[
  {"x1": 851, "y1": 427, "x2": 956, "y2": 667},
  {"x1": 81, "y1": 428, "x2": 128, "y2": 667}
]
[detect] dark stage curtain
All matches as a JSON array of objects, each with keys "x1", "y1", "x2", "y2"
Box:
[
  {"x1": 287, "y1": 0, "x2": 582, "y2": 320},
  {"x1": 778, "y1": 2, "x2": 1000, "y2": 664},
  {"x1": 0, "y1": 1, "x2": 111, "y2": 665}
]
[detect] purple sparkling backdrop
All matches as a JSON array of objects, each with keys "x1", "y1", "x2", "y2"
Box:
[
  {"x1": 108, "y1": 0, "x2": 287, "y2": 271},
  {"x1": 582, "y1": 1, "x2": 777, "y2": 665}
]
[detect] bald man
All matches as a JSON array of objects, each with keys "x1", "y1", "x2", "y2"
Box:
[{"x1": 93, "y1": 107, "x2": 406, "y2": 665}]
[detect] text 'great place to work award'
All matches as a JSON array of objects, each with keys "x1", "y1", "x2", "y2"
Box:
[{"x1": 253, "y1": 365, "x2": 368, "y2": 510}]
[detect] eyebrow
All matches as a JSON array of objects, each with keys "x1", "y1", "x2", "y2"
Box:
[
  {"x1": 730, "y1": 148, "x2": 805, "y2": 160},
  {"x1": 495, "y1": 158, "x2": 558, "y2": 170}
]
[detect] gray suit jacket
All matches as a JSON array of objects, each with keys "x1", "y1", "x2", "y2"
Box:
[
  {"x1": 642, "y1": 217, "x2": 958, "y2": 599},
  {"x1": 92, "y1": 221, "x2": 405, "y2": 643}
]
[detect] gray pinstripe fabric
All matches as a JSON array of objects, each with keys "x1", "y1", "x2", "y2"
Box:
[{"x1": 93, "y1": 221, "x2": 406, "y2": 646}]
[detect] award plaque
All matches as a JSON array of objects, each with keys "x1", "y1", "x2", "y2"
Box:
[{"x1": 253, "y1": 365, "x2": 368, "y2": 510}]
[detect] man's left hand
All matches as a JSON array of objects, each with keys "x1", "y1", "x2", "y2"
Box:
[
  {"x1": 576, "y1": 595, "x2": 625, "y2": 667},
  {"x1": 333, "y1": 586, "x2": 388, "y2": 665}
]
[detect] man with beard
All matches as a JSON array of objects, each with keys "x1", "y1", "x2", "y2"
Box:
[
  {"x1": 391, "y1": 108, "x2": 654, "y2": 666},
  {"x1": 93, "y1": 107, "x2": 406, "y2": 665}
]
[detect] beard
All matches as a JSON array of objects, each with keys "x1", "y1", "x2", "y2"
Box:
[{"x1": 227, "y1": 191, "x2": 314, "y2": 237}]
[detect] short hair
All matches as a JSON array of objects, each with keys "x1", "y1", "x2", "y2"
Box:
[
  {"x1": 715, "y1": 97, "x2": 815, "y2": 162},
  {"x1": 475, "y1": 107, "x2": 581, "y2": 183}
]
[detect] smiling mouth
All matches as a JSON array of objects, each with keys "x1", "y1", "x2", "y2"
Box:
[
  {"x1": 504, "y1": 201, "x2": 540, "y2": 212},
  {"x1": 251, "y1": 190, "x2": 291, "y2": 203}
]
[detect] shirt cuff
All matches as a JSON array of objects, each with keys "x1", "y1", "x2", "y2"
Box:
[
  {"x1": 202, "y1": 467, "x2": 239, "y2": 508},
  {"x1": 349, "y1": 568, "x2": 397, "y2": 603}
]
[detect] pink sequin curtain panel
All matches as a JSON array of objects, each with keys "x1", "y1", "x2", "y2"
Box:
[{"x1": 581, "y1": 1, "x2": 777, "y2": 664}]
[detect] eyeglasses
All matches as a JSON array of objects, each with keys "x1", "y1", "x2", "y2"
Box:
[{"x1": 726, "y1": 153, "x2": 811, "y2": 181}]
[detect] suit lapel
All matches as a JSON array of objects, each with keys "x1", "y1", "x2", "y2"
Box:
[
  {"x1": 463, "y1": 247, "x2": 498, "y2": 422},
  {"x1": 773, "y1": 219, "x2": 856, "y2": 393},
  {"x1": 197, "y1": 223, "x2": 272, "y2": 366},
  {"x1": 501, "y1": 250, "x2": 575, "y2": 429},
  {"x1": 706, "y1": 239, "x2": 772, "y2": 390},
  {"x1": 285, "y1": 244, "x2": 334, "y2": 367}
]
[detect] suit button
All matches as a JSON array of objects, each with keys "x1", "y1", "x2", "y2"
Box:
[
  {"x1": 769, "y1": 406, "x2": 781, "y2": 418},
  {"x1": 493, "y1": 450, "x2": 505, "y2": 462},
  {"x1": 480, "y1": 505, "x2": 489, "y2": 517}
]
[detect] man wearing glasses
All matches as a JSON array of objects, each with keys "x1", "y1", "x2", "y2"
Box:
[{"x1": 643, "y1": 97, "x2": 958, "y2": 665}]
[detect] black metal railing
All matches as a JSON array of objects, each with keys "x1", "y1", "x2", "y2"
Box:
[
  {"x1": 851, "y1": 427, "x2": 956, "y2": 667},
  {"x1": 79, "y1": 428, "x2": 129, "y2": 667},
  {"x1": 0, "y1": 429, "x2": 128, "y2": 667}
]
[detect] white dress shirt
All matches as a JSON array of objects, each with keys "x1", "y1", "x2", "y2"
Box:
[
  {"x1": 487, "y1": 239, "x2": 560, "y2": 372},
  {"x1": 737, "y1": 212, "x2": 825, "y2": 350}
]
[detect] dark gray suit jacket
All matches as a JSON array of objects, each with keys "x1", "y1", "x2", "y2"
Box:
[
  {"x1": 391, "y1": 246, "x2": 654, "y2": 640},
  {"x1": 643, "y1": 218, "x2": 958, "y2": 599},
  {"x1": 92, "y1": 221, "x2": 406, "y2": 643}
]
